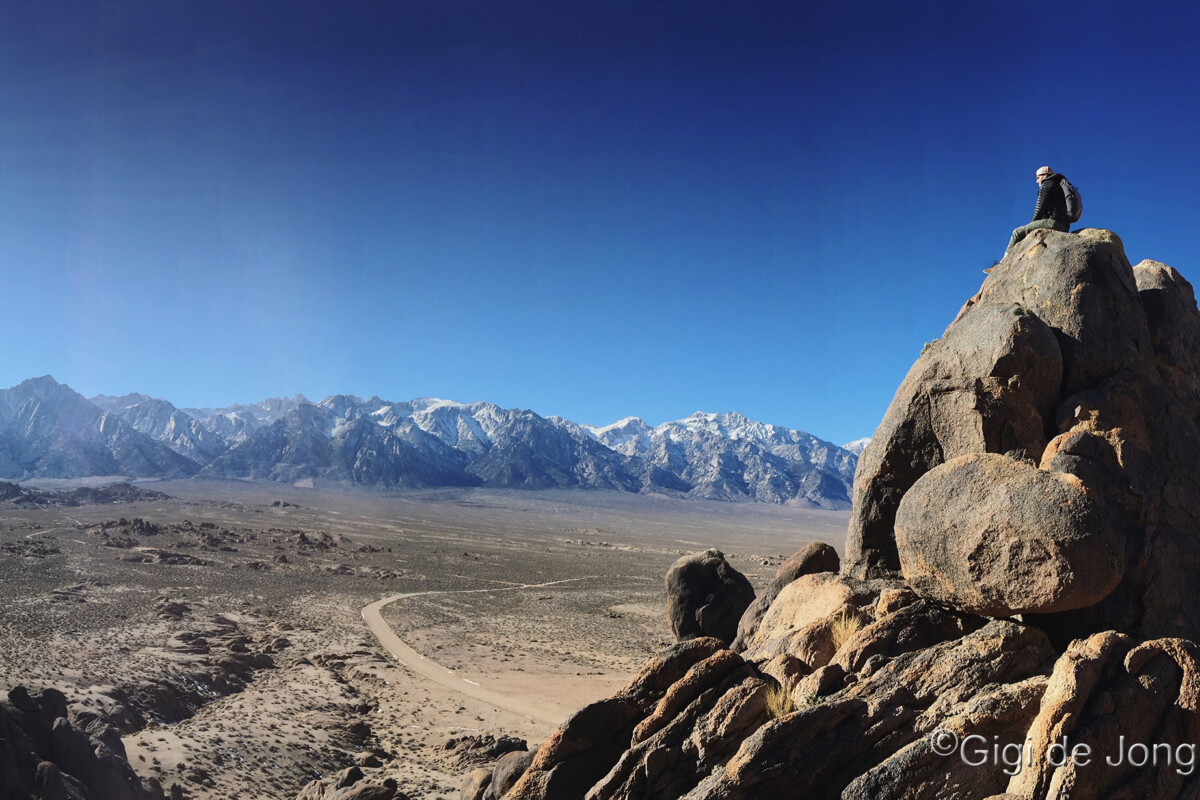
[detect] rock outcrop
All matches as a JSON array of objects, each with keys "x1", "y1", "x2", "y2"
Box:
[
  {"x1": 481, "y1": 229, "x2": 1200, "y2": 799},
  {"x1": 848, "y1": 228, "x2": 1200, "y2": 644},
  {"x1": 0, "y1": 686, "x2": 163, "y2": 800},
  {"x1": 895, "y1": 453, "x2": 1124, "y2": 616}
]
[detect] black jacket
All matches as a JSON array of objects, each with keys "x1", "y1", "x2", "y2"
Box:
[{"x1": 1032, "y1": 174, "x2": 1068, "y2": 222}]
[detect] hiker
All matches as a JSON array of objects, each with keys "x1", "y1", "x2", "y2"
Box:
[{"x1": 1003, "y1": 166, "x2": 1073, "y2": 257}]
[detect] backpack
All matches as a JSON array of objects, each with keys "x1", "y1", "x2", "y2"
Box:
[{"x1": 1060, "y1": 175, "x2": 1082, "y2": 223}]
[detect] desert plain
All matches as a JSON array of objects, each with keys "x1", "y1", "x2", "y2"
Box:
[{"x1": 0, "y1": 478, "x2": 847, "y2": 799}]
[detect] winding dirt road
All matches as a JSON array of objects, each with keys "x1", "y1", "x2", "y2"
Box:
[{"x1": 361, "y1": 577, "x2": 600, "y2": 728}]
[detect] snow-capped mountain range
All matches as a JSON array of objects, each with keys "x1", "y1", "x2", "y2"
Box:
[{"x1": 1, "y1": 376, "x2": 866, "y2": 508}]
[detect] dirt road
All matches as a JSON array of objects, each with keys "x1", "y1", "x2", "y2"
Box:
[{"x1": 361, "y1": 577, "x2": 600, "y2": 728}]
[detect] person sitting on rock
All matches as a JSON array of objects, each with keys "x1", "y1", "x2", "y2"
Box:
[{"x1": 1001, "y1": 165, "x2": 1071, "y2": 259}]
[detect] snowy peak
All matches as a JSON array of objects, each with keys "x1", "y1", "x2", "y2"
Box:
[
  {"x1": 842, "y1": 437, "x2": 871, "y2": 456},
  {"x1": 588, "y1": 416, "x2": 652, "y2": 438},
  {"x1": 181, "y1": 394, "x2": 310, "y2": 425},
  {"x1": 409, "y1": 397, "x2": 471, "y2": 413},
  {"x1": 584, "y1": 417, "x2": 655, "y2": 457},
  {"x1": 90, "y1": 392, "x2": 156, "y2": 412},
  {"x1": 664, "y1": 410, "x2": 779, "y2": 442},
  {"x1": 573, "y1": 409, "x2": 857, "y2": 507},
  {"x1": 318, "y1": 394, "x2": 390, "y2": 422}
]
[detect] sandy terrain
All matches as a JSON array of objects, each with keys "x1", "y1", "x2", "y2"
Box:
[{"x1": 0, "y1": 478, "x2": 847, "y2": 799}]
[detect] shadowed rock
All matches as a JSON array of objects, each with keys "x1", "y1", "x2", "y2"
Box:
[
  {"x1": 483, "y1": 750, "x2": 534, "y2": 800},
  {"x1": 505, "y1": 639, "x2": 725, "y2": 800},
  {"x1": 665, "y1": 549, "x2": 755, "y2": 646},
  {"x1": 1, "y1": 687, "x2": 156, "y2": 800}
]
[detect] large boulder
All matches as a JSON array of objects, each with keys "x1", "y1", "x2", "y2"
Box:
[
  {"x1": 740, "y1": 573, "x2": 876, "y2": 668},
  {"x1": 665, "y1": 549, "x2": 755, "y2": 646},
  {"x1": 895, "y1": 452, "x2": 1125, "y2": 616},
  {"x1": 483, "y1": 750, "x2": 534, "y2": 800}
]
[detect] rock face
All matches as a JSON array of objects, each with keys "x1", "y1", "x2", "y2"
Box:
[
  {"x1": 1007, "y1": 633, "x2": 1200, "y2": 799},
  {"x1": 844, "y1": 300, "x2": 1063, "y2": 580},
  {"x1": 486, "y1": 229, "x2": 1200, "y2": 800},
  {"x1": 665, "y1": 550, "x2": 755, "y2": 646}
]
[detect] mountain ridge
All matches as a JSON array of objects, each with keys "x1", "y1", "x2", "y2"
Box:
[{"x1": 0, "y1": 376, "x2": 858, "y2": 507}]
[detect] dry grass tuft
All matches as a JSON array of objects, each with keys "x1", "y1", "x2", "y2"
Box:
[
  {"x1": 764, "y1": 681, "x2": 795, "y2": 720},
  {"x1": 831, "y1": 609, "x2": 863, "y2": 651}
]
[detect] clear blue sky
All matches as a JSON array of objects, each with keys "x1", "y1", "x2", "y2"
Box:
[{"x1": 2, "y1": 2, "x2": 1198, "y2": 445}]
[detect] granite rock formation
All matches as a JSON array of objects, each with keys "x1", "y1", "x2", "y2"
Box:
[{"x1": 476, "y1": 229, "x2": 1200, "y2": 799}]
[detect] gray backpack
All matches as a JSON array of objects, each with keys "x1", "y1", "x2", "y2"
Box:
[{"x1": 1060, "y1": 176, "x2": 1082, "y2": 223}]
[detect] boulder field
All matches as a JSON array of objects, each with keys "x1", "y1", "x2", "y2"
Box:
[{"x1": 473, "y1": 228, "x2": 1200, "y2": 799}]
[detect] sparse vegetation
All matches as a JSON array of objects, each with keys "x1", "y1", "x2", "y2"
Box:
[
  {"x1": 0, "y1": 480, "x2": 833, "y2": 800},
  {"x1": 831, "y1": 609, "x2": 863, "y2": 651}
]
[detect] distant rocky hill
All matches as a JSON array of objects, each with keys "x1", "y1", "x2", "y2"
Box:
[
  {"x1": 0, "y1": 381, "x2": 856, "y2": 507},
  {"x1": 0, "y1": 480, "x2": 171, "y2": 507},
  {"x1": 471, "y1": 228, "x2": 1200, "y2": 800}
]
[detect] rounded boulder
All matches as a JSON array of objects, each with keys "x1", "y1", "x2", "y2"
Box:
[{"x1": 895, "y1": 453, "x2": 1124, "y2": 616}]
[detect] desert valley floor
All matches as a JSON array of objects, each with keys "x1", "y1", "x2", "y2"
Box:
[{"x1": 0, "y1": 479, "x2": 848, "y2": 799}]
